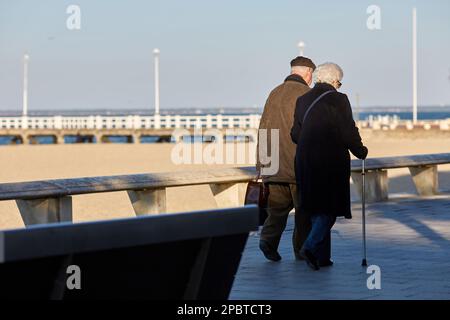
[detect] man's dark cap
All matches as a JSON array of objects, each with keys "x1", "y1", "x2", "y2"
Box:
[{"x1": 290, "y1": 56, "x2": 316, "y2": 70}]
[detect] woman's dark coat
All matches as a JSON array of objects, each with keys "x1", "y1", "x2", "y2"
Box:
[{"x1": 290, "y1": 83, "x2": 368, "y2": 219}]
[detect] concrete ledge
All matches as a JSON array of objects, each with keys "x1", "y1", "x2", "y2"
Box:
[
  {"x1": 15, "y1": 196, "x2": 72, "y2": 226},
  {"x1": 127, "y1": 188, "x2": 167, "y2": 215},
  {"x1": 409, "y1": 165, "x2": 438, "y2": 196},
  {"x1": 210, "y1": 182, "x2": 247, "y2": 208},
  {"x1": 351, "y1": 170, "x2": 388, "y2": 203}
]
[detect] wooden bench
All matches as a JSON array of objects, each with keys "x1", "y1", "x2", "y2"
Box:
[
  {"x1": 0, "y1": 206, "x2": 259, "y2": 299},
  {"x1": 0, "y1": 153, "x2": 448, "y2": 226},
  {"x1": 350, "y1": 153, "x2": 450, "y2": 202},
  {"x1": 0, "y1": 167, "x2": 254, "y2": 226}
]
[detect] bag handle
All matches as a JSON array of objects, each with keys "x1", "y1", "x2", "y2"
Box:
[
  {"x1": 302, "y1": 90, "x2": 334, "y2": 124},
  {"x1": 255, "y1": 167, "x2": 262, "y2": 182}
]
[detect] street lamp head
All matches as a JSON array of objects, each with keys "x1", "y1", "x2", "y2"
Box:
[
  {"x1": 153, "y1": 48, "x2": 160, "y2": 55},
  {"x1": 24, "y1": 53, "x2": 30, "y2": 61},
  {"x1": 297, "y1": 41, "x2": 306, "y2": 56}
]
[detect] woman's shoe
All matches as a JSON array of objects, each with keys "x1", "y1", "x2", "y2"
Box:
[
  {"x1": 300, "y1": 249, "x2": 320, "y2": 271},
  {"x1": 318, "y1": 259, "x2": 334, "y2": 267}
]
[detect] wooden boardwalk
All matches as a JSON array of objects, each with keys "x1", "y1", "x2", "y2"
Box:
[{"x1": 230, "y1": 195, "x2": 450, "y2": 300}]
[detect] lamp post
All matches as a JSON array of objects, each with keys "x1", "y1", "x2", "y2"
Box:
[
  {"x1": 153, "y1": 48, "x2": 160, "y2": 115},
  {"x1": 22, "y1": 53, "x2": 29, "y2": 117},
  {"x1": 412, "y1": 8, "x2": 418, "y2": 124},
  {"x1": 297, "y1": 41, "x2": 305, "y2": 56}
]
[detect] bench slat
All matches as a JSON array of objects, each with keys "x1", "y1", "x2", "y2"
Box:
[
  {"x1": 351, "y1": 153, "x2": 450, "y2": 171},
  {"x1": 0, "y1": 167, "x2": 255, "y2": 201},
  {"x1": 0, "y1": 153, "x2": 449, "y2": 201}
]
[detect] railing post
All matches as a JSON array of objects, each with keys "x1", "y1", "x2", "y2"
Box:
[
  {"x1": 175, "y1": 115, "x2": 181, "y2": 128},
  {"x1": 408, "y1": 165, "x2": 438, "y2": 196},
  {"x1": 154, "y1": 114, "x2": 161, "y2": 129},
  {"x1": 95, "y1": 115, "x2": 102, "y2": 129},
  {"x1": 16, "y1": 196, "x2": 73, "y2": 226},
  {"x1": 127, "y1": 188, "x2": 167, "y2": 215},
  {"x1": 209, "y1": 182, "x2": 247, "y2": 208},
  {"x1": 351, "y1": 170, "x2": 388, "y2": 202},
  {"x1": 206, "y1": 114, "x2": 212, "y2": 128},
  {"x1": 54, "y1": 116, "x2": 62, "y2": 129},
  {"x1": 217, "y1": 114, "x2": 223, "y2": 129}
]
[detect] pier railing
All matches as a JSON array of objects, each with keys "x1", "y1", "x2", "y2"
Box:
[
  {"x1": 2, "y1": 114, "x2": 449, "y2": 131},
  {"x1": 0, "y1": 114, "x2": 261, "y2": 130},
  {"x1": 0, "y1": 114, "x2": 262, "y2": 144},
  {"x1": 358, "y1": 115, "x2": 450, "y2": 130},
  {"x1": 0, "y1": 153, "x2": 449, "y2": 227},
  {"x1": 2, "y1": 114, "x2": 449, "y2": 130}
]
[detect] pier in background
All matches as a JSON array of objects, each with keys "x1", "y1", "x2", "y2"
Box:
[
  {"x1": 1, "y1": 113, "x2": 450, "y2": 145},
  {"x1": 0, "y1": 114, "x2": 261, "y2": 144}
]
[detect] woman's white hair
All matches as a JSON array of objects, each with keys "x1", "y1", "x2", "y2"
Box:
[{"x1": 313, "y1": 62, "x2": 344, "y2": 85}]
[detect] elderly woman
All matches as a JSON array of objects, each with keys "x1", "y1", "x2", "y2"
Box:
[{"x1": 290, "y1": 63, "x2": 368, "y2": 270}]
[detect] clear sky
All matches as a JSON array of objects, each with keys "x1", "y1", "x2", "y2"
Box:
[{"x1": 1, "y1": 0, "x2": 449, "y2": 111}]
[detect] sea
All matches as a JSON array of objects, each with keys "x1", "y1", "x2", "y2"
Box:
[{"x1": 1, "y1": 107, "x2": 449, "y2": 145}]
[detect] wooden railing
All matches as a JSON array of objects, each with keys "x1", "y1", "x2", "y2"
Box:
[
  {"x1": 0, "y1": 167, "x2": 255, "y2": 226},
  {"x1": 0, "y1": 153, "x2": 449, "y2": 226}
]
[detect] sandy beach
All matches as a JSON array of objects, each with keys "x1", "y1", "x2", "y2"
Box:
[{"x1": 0, "y1": 133, "x2": 449, "y2": 230}]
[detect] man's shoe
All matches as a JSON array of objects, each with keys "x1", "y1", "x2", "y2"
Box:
[
  {"x1": 259, "y1": 240, "x2": 281, "y2": 262},
  {"x1": 318, "y1": 259, "x2": 334, "y2": 267},
  {"x1": 300, "y1": 249, "x2": 320, "y2": 271}
]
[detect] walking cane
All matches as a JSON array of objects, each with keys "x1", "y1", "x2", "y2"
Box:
[{"x1": 361, "y1": 159, "x2": 368, "y2": 267}]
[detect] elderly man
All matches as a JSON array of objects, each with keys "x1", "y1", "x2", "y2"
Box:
[
  {"x1": 257, "y1": 56, "x2": 316, "y2": 262},
  {"x1": 290, "y1": 62, "x2": 368, "y2": 270}
]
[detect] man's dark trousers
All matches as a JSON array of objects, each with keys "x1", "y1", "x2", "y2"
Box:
[{"x1": 260, "y1": 183, "x2": 311, "y2": 254}]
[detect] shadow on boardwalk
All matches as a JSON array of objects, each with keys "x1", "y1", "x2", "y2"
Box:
[{"x1": 230, "y1": 194, "x2": 450, "y2": 300}]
